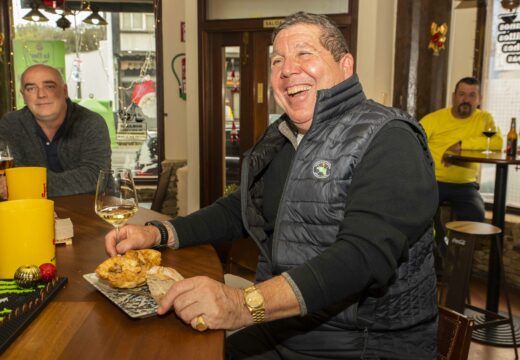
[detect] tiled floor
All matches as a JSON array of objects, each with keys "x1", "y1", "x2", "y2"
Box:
[{"x1": 467, "y1": 278, "x2": 520, "y2": 359}]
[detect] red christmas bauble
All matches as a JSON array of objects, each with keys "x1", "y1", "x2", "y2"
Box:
[{"x1": 39, "y1": 263, "x2": 57, "y2": 282}]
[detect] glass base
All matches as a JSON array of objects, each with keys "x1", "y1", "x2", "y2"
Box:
[{"x1": 482, "y1": 149, "x2": 493, "y2": 154}]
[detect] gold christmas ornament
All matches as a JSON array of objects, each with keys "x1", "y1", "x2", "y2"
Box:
[
  {"x1": 428, "y1": 22, "x2": 448, "y2": 56},
  {"x1": 14, "y1": 265, "x2": 41, "y2": 288}
]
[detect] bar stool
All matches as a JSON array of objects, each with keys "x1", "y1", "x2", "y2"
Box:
[
  {"x1": 439, "y1": 221, "x2": 518, "y2": 358},
  {"x1": 433, "y1": 201, "x2": 455, "y2": 277}
]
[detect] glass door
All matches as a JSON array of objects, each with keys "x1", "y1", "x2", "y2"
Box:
[
  {"x1": 200, "y1": 30, "x2": 273, "y2": 206},
  {"x1": 223, "y1": 46, "x2": 241, "y2": 193}
]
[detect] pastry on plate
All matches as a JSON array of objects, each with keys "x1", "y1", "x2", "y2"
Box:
[{"x1": 96, "y1": 249, "x2": 162, "y2": 288}]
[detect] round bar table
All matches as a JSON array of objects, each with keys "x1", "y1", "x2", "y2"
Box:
[
  {"x1": 445, "y1": 150, "x2": 520, "y2": 347},
  {"x1": 2, "y1": 194, "x2": 225, "y2": 359}
]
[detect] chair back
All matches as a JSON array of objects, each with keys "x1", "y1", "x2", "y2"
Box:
[
  {"x1": 437, "y1": 305, "x2": 474, "y2": 360},
  {"x1": 227, "y1": 237, "x2": 259, "y2": 282},
  {"x1": 151, "y1": 166, "x2": 173, "y2": 213}
]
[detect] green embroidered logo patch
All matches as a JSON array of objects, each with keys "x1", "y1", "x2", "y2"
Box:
[{"x1": 312, "y1": 160, "x2": 331, "y2": 179}]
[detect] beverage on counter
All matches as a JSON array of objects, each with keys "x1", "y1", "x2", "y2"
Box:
[
  {"x1": 0, "y1": 157, "x2": 14, "y2": 171},
  {"x1": 95, "y1": 168, "x2": 138, "y2": 244},
  {"x1": 482, "y1": 123, "x2": 497, "y2": 155},
  {"x1": 506, "y1": 117, "x2": 518, "y2": 157},
  {"x1": 96, "y1": 204, "x2": 138, "y2": 226},
  {"x1": 0, "y1": 141, "x2": 12, "y2": 176},
  {"x1": 482, "y1": 130, "x2": 497, "y2": 138}
]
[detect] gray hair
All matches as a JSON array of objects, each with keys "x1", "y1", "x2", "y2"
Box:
[{"x1": 272, "y1": 12, "x2": 349, "y2": 62}]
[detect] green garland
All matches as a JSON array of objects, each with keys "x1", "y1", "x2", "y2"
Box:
[{"x1": 0, "y1": 280, "x2": 44, "y2": 294}]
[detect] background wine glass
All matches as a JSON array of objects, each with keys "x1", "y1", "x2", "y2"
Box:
[
  {"x1": 0, "y1": 140, "x2": 13, "y2": 175},
  {"x1": 95, "y1": 169, "x2": 139, "y2": 243},
  {"x1": 482, "y1": 124, "x2": 497, "y2": 155}
]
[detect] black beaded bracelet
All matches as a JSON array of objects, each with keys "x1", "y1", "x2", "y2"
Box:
[{"x1": 145, "y1": 220, "x2": 168, "y2": 248}]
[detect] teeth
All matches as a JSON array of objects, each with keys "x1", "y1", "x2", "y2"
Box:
[{"x1": 287, "y1": 85, "x2": 311, "y2": 95}]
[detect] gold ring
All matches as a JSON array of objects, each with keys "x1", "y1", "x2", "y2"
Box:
[{"x1": 193, "y1": 315, "x2": 208, "y2": 332}]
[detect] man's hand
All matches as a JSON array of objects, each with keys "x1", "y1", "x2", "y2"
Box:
[
  {"x1": 104, "y1": 224, "x2": 160, "y2": 256},
  {"x1": 442, "y1": 141, "x2": 462, "y2": 167},
  {"x1": 158, "y1": 276, "x2": 249, "y2": 330},
  {"x1": 157, "y1": 275, "x2": 302, "y2": 331}
]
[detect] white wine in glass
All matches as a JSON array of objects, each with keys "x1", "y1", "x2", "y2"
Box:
[{"x1": 95, "y1": 169, "x2": 138, "y2": 242}]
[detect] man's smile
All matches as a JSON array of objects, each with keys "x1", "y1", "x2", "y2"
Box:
[{"x1": 287, "y1": 84, "x2": 311, "y2": 96}]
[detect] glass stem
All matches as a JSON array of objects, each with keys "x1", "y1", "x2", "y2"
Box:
[
  {"x1": 487, "y1": 137, "x2": 491, "y2": 152},
  {"x1": 115, "y1": 226, "x2": 120, "y2": 243}
]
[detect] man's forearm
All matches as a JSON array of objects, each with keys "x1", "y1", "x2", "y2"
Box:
[{"x1": 243, "y1": 276, "x2": 301, "y2": 324}]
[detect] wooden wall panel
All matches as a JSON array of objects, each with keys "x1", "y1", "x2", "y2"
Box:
[
  {"x1": 0, "y1": 0, "x2": 14, "y2": 117},
  {"x1": 392, "y1": 0, "x2": 452, "y2": 121}
]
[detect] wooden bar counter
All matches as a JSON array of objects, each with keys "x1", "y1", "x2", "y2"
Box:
[{"x1": 3, "y1": 194, "x2": 225, "y2": 359}]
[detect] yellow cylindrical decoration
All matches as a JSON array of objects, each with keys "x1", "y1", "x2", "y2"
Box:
[
  {"x1": 6, "y1": 167, "x2": 47, "y2": 200},
  {"x1": 0, "y1": 199, "x2": 55, "y2": 278}
]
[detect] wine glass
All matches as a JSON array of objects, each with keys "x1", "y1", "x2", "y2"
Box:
[
  {"x1": 95, "y1": 169, "x2": 139, "y2": 243},
  {"x1": 0, "y1": 140, "x2": 13, "y2": 175},
  {"x1": 482, "y1": 124, "x2": 497, "y2": 155}
]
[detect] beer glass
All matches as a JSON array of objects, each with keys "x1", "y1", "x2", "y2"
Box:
[
  {"x1": 95, "y1": 169, "x2": 139, "y2": 243},
  {"x1": 0, "y1": 140, "x2": 13, "y2": 175}
]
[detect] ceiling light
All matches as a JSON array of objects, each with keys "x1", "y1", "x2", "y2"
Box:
[
  {"x1": 501, "y1": 0, "x2": 520, "y2": 11},
  {"x1": 22, "y1": 3, "x2": 49, "y2": 22},
  {"x1": 83, "y1": 8, "x2": 107, "y2": 26}
]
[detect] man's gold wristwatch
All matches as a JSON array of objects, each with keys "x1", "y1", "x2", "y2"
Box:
[{"x1": 244, "y1": 285, "x2": 265, "y2": 323}]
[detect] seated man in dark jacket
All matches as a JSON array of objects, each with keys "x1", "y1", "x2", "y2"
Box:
[
  {"x1": 0, "y1": 64, "x2": 111, "y2": 198},
  {"x1": 103, "y1": 12, "x2": 439, "y2": 359}
]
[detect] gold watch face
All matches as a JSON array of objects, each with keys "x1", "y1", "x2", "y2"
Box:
[{"x1": 245, "y1": 291, "x2": 264, "y2": 308}]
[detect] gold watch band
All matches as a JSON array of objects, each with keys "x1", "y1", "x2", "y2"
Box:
[
  {"x1": 251, "y1": 308, "x2": 265, "y2": 323},
  {"x1": 244, "y1": 285, "x2": 265, "y2": 323}
]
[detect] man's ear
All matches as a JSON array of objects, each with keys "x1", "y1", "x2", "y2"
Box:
[
  {"x1": 339, "y1": 53, "x2": 354, "y2": 80},
  {"x1": 63, "y1": 84, "x2": 68, "y2": 98},
  {"x1": 20, "y1": 89, "x2": 27, "y2": 104}
]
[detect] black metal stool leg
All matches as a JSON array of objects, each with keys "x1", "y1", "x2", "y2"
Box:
[{"x1": 495, "y1": 235, "x2": 519, "y2": 359}]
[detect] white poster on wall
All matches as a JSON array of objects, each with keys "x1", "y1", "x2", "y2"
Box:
[{"x1": 495, "y1": 12, "x2": 520, "y2": 71}]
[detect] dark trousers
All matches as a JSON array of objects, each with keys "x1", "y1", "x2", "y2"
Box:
[
  {"x1": 226, "y1": 321, "x2": 427, "y2": 360},
  {"x1": 437, "y1": 181, "x2": 485, "y2": 222},
  {"x1": 226, "y1": 323, "x2": 326, "y2": 360}
]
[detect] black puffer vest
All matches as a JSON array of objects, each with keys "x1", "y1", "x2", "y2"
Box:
[{"x1": 240, "y1": 75, "x2": 437, "y2": 357}]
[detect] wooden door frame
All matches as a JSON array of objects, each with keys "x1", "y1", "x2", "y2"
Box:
[
  {"x1": 0, "y1": 0, "x2": 15, "y2": 117},
  {"x1": 197, "y1": 1, "x2": 359, "y2": 207}
]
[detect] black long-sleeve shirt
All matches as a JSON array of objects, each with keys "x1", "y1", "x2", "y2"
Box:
[{"x1": 170, "y1": 120, "x2": 438, "y2": 313}]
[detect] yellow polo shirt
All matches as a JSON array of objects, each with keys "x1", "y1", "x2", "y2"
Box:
[{"x1": 420, "y1": 108, "x2": 503, "y2": 183}]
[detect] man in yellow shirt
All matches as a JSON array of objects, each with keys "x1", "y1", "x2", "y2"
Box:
[{"x1": 420, "y1": 77, "x2": 503, "y2": 221}]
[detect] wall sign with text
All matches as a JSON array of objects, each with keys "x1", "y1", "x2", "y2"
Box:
[{"x1": 495, "y1": 12, "x2": 520, "y2": 70}]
